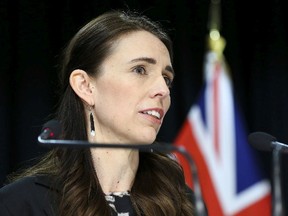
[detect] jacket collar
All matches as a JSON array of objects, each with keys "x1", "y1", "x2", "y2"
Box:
[{"x1": 34, "y1": 175, "x2": 60, "y2": 192}]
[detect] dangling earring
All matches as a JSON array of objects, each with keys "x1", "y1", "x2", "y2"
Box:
[{"x1": 90, "y1": 109, "x2": 95, "y2": 136}]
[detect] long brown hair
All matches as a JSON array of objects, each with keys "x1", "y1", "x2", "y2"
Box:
[{"x1": 10, "y1": 10, "x2": 194, "y2": 215}]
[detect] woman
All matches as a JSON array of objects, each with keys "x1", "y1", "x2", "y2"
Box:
[{"x1": 0, "y1": 10, "x2": 195, "y2": 215}]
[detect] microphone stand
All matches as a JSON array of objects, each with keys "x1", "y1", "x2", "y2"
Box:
[
  {"x1": 272, "y1": 142, "x2": 284, "y2": 216},
  {"x1": 38, "y1": 136, "x2": 207, "y2": 216}
]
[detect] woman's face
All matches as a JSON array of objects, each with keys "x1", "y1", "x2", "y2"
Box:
[{"x1": 91, "y1": 30, "x2": 174, "y2": 144}]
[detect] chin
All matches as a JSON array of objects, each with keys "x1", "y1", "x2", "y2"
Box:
[
  {"x1": 131, "y1": 127, "x2": 158, "y2": 144},
  {"x1": 138, "y1": 132, "x2": 157, "y2": 144}
]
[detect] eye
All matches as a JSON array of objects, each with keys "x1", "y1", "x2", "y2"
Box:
[
  {"x1": 133, "y1": 66, "x2": 147, "y2": 75},
  {"x1": 163, "y1": 75, "x2": 173, "y2": 88}
]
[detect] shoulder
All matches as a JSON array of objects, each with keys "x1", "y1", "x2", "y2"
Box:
[
  {"x1": 0, "y1": 175, "x2": 57, "y2": 216},
  {"x1": 0, "y1": 175, "x2": 55, "y2": 199}
]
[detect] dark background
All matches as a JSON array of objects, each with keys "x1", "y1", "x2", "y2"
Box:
[{"x1": 1, "y1": 0, "x2": 287, "y2": 213}]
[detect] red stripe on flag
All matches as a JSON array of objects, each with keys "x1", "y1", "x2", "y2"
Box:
[{"x1": 234, "y1": 195, "x2": 271, "y2": 216}]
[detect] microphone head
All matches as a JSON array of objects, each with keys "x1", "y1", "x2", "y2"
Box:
[
  {"x1": 248, "y1": 131, "x2": 277, "y2": 151},
  {"x1": 42, "y1": 119, "x2": 62, "y2": 139}
]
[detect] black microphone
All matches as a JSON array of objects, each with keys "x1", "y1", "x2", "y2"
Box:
[
  {"x1": 248, "y1": 131, "x2": 288, "y2": 153},
  {"x1": 39, "y1": 119, "x2": 62, "y2": 140},
  {"x1": 248, "y1": 131, "x2": 285, "y2": 216},
  {"x1": 38, "y1": 119, "x2": 207, "y2": 216}
]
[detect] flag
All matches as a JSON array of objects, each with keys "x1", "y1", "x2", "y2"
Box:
[{"x1": 174, "y1": 37, "x2": 272, "y2": 215}]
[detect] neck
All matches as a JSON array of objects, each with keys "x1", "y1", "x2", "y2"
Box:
[{"x1": 90, "y1": 148, "x2": 139, "y2": 194}]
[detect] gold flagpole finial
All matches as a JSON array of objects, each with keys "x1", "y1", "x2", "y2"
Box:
[{"x1": 207, "y1": 0, "x2": 226, "y2": 58}]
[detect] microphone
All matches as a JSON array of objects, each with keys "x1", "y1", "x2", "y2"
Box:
[
  {"x1": 38, "y1": 119, "x2": 207, "y2": 216},
  {"x1": 39, "y1": 119, "x2": 62, "y2": 140},
  {"x1": 248, "y1": 131, "x2": 288, "y2": 153},
  {"x1": 248, "y1": 131, "x2": 285, "y2": 216}
]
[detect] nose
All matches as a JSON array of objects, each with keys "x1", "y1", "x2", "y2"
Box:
[{"x1": 150, "y1": 76, "x2": 170, "y2": 99}]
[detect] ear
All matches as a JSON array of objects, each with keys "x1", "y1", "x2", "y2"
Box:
[{"x1": 69, "y1": 69, "x2": 95, "y2": 106}]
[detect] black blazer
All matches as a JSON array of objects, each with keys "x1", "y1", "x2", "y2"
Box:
[
  {"x1": 0, "y1": 175, "x2": 205, "y2": 216},
  {"x1": 0, "y1": 176, "x2": 56, "y2": 216}
]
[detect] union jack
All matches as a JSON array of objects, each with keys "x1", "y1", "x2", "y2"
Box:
[{"x1": 174, "y1": 50, "x2": 271, "y2": 215}]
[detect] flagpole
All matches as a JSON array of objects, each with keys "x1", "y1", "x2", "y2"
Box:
[
  {"x1": 207, "y1": 0, "x2": 225, "y2": 59},
  {"x1": 208, "y1": 0, "x2": 221, "y2": 33}
]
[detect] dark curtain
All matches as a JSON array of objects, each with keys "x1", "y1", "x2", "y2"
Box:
[{"x1": 1, "y1": 0, "x2": 288, "y2": 213}]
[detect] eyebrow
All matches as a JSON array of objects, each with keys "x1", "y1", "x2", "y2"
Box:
[{"x1": 129, "y1": 57, "x2": 175, "y2": 76}]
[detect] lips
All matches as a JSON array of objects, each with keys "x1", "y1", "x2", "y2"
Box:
[
  {"x1": 139, "y1": 108, "x2": 164, "y2": 120},
  {"x1": 142, "y1": 110, "x2": 161, "y2": 119}
]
